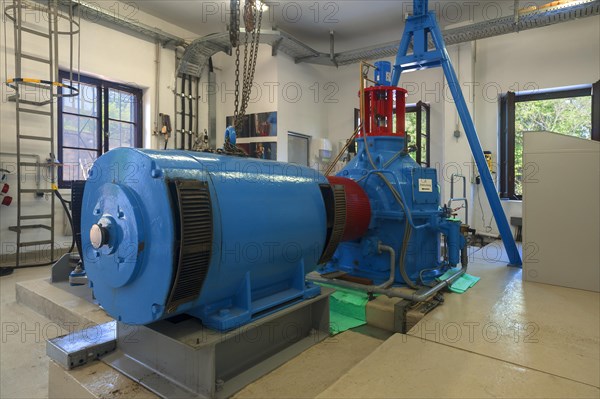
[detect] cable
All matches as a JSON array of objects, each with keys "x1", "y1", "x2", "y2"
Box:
[
  {"x1": 399, "y1": 222, "x2": 418, "y2": 289},
  {"x1": 3, "y1": 6, "x2": 8, "y2": 90},
  {"x1": 356, "y1": 148, "x2": 407, "y2": 183},
  {"x1": 476, "y1": 183, "x2": 494, "y2": 233},
  {"x1": 373, "y1": 172, "x2": 420, "y2": 289},
  {"x1": 54, "y1": 189, "x2": 76, "y2": 254},
  {"x1": 1, "y1": 188, "x2": 76, "y2": 272}
]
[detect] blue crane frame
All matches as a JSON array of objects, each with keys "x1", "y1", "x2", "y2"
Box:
[{"x1": 391, "y1": 0, "x2": 522, "y2": 266}]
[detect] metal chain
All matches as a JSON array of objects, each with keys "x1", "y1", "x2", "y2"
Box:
[
  {"x1": 235, "y1": 18, "x2": 251, "y2": 133},
  {"x1": 231, "y1": 1, "x2": 263, "y2": 135},
  {"x1": 232, "y1": 0, "x2": 241, "y2": 128},
  {"x1": 238, "y1": 3, "x2": 263, "y2": 129}
]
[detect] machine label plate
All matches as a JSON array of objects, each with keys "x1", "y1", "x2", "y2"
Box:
[{"x1": 418, "y1": 179, "x2": 433, "y2": 192}]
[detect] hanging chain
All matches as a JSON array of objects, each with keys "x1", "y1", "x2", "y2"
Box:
[
  {"x1": 232, "y1": 0, "x2": 241, "y2": 129},
  {"x1": 240, "y1": 4, "x2": 263, "y2": 122},
  {"x1": 232, "y1": 0, "x2": 263, "y2": 135}
]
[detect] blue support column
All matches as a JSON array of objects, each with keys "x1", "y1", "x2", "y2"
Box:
[{"x1": 391, "y1": 1, "x2": 522, "y2": 266}]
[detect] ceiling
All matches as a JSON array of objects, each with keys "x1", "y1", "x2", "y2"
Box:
[{"x1": 136, "y1": 0, "x2": 554, "y2": 48}]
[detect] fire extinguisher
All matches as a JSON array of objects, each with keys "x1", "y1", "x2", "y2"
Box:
[{"x1": 1, "y1": 183, "x2": 12, "y2": 206}]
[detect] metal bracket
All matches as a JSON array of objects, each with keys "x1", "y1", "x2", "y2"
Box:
[{"x1": 47, "y1": 321, "x2": 117, "y2": 369}]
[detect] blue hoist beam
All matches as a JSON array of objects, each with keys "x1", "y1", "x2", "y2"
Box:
[{"x1": 391, "y1": 0, "x2": 522, "y2": 266}]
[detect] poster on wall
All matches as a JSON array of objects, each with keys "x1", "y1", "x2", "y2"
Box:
[
  {"x1": 237, "y1": 142, "x2": 278, "y2": 160},
  {"x1": 226, "y1": 112, "x2": 277, "y2": 161},
  {"x1": 226, "y1": 112, "x2": 277, "y2": 138}
]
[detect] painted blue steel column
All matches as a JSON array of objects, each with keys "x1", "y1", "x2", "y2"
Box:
[
  {"x1": 414, "y1": 0, "x2": 429, "y2": 17},
  {"x1": 429, "y1": 18, "x2": 521, "y2": 266},
  {"x1": 390, "y1": 0, "x2": 522, "y2": 266}
]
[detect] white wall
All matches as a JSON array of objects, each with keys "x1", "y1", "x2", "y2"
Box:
[
  {"x1": 276, "y1": 57, "x2": 328, "y2": 164},
  {"x1": 0, "y1": 2, "x2": 198, "y2": 257}
]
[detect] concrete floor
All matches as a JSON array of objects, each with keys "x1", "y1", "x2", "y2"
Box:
[
  {"x1": 1, "y1": 245, "x2": 599, "y2": 398},
  {"x1": 0, "y1": 265, "x2": 62, "y2": 399},
  {"x1": 318, "y1": 260, "x2": 600, "y2": 398}
]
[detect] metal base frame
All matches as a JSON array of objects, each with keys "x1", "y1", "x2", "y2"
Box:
[
  {"x1": 50, "y1": 253, "x2": 72, "y2": 282},
  {"x1": 48, "y1": 289, "x2": 331, "y2": 399}
]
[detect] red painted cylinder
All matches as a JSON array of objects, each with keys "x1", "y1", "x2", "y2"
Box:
[
  {"x1": 360, "y1": 86, "x2": 408, "y2": 137},
  {"x1": 327, "y1": 176, "x2": 371, "y2": 241}
]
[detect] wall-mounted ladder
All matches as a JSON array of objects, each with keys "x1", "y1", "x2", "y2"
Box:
[
  {"x1": 4, "y1": 0, "x2": 80, "y2": 267},
  {"x1": 173, "y1": 50, "x2": 200, "y2": 150}
]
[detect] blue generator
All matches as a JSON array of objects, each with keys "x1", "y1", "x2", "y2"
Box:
[{"x1": 81, "y1": 63, "x2": 467, "y2": 332}]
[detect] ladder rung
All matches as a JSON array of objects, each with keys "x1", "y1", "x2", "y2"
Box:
[
  {"x1": 8, "y1": 95, "x2": 52, "y2": 106},
  {"x1": 20, "y1": 26, "x2": 50, "y2": 38},
  {"x1": 18, "y1": 135, "x2": 52, "y2": 141},
  {"x1": 20, "y1": 189, "x2": 53, "y2": 193},
  {"x1": 10, "y1": 224, "x2": 52, "y2": 232},
  {"x1": 20, "y1": 215, "x2": 52, "y2": 220},
  {"x1": 18, "y1": 240, "x2": 53, "y2": 248},
  {"x1": 21, "y1": 53, "x2": 51, "y2": 64},
  {"x1": 19, "y1": 162, "x2": 59, "y2": 167},
  {"x1": 18, "y1": 108, "x2": 52, "y2": 116}
]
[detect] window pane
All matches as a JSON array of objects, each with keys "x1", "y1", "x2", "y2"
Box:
[
  {"x1": 514, "y1": 96, "x2": 592, "y2": 195},
  {"x1": 405, "y1": 112, "x2": 418, "y2": 161},
  {"x1": 108, "y1": 88, "x2": 136, "y2": 122},
  {"x1": 108, "y1": 120, "x2": 135, "y2": 150},
  {"x1": 62, "y1": 80, "x2": 98, "y2": 117},
  {"x1": 62, "y1": 114, "x2": 98, "y2": 149},
  {"x1": 62, "y1": 149, "x2": 98, "y2": 181},
  {"x1": 421, "y1": 135, "x2": 428, "y2": 165}
]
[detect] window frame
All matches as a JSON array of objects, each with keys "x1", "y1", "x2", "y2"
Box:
[
  {"x1": 406, "y1": 101, "x2": 431, "y2": 167},
  {"x1": 499, "y1": 82, "x2": 599, "y2": 200},
  {"x1": 58, "y1": 71, "x2": 143, "y2": 188}
]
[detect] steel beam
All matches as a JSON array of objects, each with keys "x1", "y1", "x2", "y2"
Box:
[{"x1": 391, "y1": 1, "x2": 522, "y2": 266}]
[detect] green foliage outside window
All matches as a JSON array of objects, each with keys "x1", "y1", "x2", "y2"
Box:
[{"x1": 514, "y1": 96, "x2": 592, "y2": 195}]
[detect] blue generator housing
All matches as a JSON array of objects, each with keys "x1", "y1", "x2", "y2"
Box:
[{"x1": 81, "y1": 148, "x2": 339, "y2": 331}]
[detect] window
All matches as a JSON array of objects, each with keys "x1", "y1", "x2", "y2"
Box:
[
  {"x1": 405, "y1": 102, "x2": 431, "y2": 167},
  {"x1": 500, "y1": 82, "x2": 600, "y2": 199},
  {"x1": 58, "y1": 71, "x2": 143, "y2": 188},
  {"x1": 354, "y1": 102, "x2": 431, "y2": 166}
]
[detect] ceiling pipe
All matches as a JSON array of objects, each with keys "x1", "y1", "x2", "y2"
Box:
[{"x1": 329, "y1": 30, "x2": 338, "y2": 67}]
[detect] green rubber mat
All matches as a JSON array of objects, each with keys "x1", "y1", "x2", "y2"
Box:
[
  {"x1": 317, "y1": 283, "x2": 371, "y2": 335},
  {"x1": 438, "y1": 268, "x2": 481, "y2": 294}
]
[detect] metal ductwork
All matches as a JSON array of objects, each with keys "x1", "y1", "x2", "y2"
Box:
[
  {"x1": 29, "y1": 0, "x2": 599, "y2": 73},
  {"x1": 29, "y1": 0, "x2": 186, "y2": 48},
  {"x1": 178, "y1": 0, "x2": 599, "y2": 76}
]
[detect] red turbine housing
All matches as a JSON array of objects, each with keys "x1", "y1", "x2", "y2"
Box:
[
  {"x1": 327, "y1": 176, "x2": 371, "y2": 242},
  {"x1": 361, "y1": 86, "x2": 408, "y2": 137}
]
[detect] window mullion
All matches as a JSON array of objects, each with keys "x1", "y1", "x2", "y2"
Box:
[
  {"x1": 506, "y1": 92, "x2": 517, "y2": 199},
  {"x1": 593, "y1": 80, "x2": 600, "y2": 141},
  {"x1": 103, "y1": 86, "x2": 109, "y2": 153}
]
